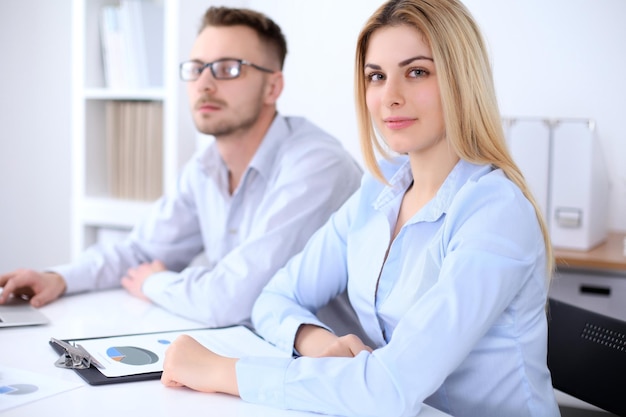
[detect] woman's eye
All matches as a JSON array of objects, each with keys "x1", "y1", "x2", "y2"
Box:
[
  {"x1": 408, "y1": 68, "x2": 428, "y2": 78},
  {"x1": 366, "y1": 72, "x2": 384, "y2": 82}
]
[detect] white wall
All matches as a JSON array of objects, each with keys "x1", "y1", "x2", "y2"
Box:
[
  {"x1": 0, "y1": 0, "x2": 72, "y2": 272},
  {"x1": 0, "y1": 0, "x2": 624, "y2": 272}
]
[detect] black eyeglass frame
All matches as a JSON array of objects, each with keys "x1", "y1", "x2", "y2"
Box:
[{"x1": 179, "y1": 58, "x2": 275, "y2": 81}]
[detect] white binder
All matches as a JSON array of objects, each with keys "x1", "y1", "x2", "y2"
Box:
[
  {"x1": 505, "y1": 117, "x2": 609, "y2": 251},
  {"x1": 549, "y1": 119, "x2": 609, "y2": 250}
]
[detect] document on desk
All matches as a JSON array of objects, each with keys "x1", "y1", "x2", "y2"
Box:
[
  {"x1": 62, "y1": 325, "x2": 289, "y2": 378},
  {"x1": 0, "y1": 365, "x2": 83, "y2": 412}
]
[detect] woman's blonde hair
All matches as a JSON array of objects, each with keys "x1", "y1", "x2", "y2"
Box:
[{"x1": 354, "y1": 0, "x2": 554, "y2": 275}]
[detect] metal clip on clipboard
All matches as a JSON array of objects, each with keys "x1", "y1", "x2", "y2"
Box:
[{"x1": 50, "y1": 338, "x2": 104, "y2": 370}]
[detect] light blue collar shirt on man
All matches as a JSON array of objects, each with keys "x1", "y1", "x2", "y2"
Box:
[
  {"x1": 51, "y1": 115, "x2": 362, "y2": 326},
  {"x1": 240, "y1": 157, "x2": 560, "y2": 417}
]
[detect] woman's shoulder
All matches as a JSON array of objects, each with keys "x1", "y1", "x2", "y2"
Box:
[
  {"x1": 465, "y1": 165, "x2": 526, "y2": 204},
  {"x1": 449, "y1": 164, "x2": 539, "y2": 233}
]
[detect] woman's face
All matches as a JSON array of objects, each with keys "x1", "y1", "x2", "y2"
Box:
[{"x1": 364, "y1": 25, "x2": 446, "y2": 158}]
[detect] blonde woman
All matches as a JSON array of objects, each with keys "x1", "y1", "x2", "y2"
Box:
[{"x1": 161, "y1": 1, "x2": 560, "y2": 416}]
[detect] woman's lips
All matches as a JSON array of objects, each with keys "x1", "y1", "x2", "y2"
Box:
[{"x1": 384, "y1": 117, "x2": 416, "y2": 130}]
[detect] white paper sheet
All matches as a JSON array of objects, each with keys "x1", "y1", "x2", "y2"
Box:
[
  {"x1": 70, "y1": 325, "x2": 289, "y2": 378},
  {"x1": 0, "y1": 366, "x2": 83, "y2": 412}
]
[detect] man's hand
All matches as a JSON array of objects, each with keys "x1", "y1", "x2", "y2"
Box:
[
  {"x1": 120, "y1": 260, "x2": 166, "y2": 301},
  {"x1": 161, "y1": 334, "x2": 240, "y2": 396},
  {"x1": 0, "y1": 269, "x2": 67, "y2": 307}
]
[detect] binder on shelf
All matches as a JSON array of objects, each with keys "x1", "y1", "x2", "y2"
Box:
[
  {"x1": 106, "y1": 100, "x2": 163, "y2": 201},
  {"x1": 99, "y1": 5, "x2": 128, "y2": 89},
  {"x1": 99, "y1": 0, "x2": 164, "y2": 89},
  {"x1": 146, "y1": 100, "x2": 163, "y2": 199},
  {"x1": 134, "y1": 0, "x2": 164, "y2": 88}
]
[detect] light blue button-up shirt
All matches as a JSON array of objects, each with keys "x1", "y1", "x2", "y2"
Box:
[
  {"x1": 239, "y1": 157, "x2": 560, "y2": 417},
  {"x1": 51, "y1": 115, "x2": 362, "y2": 326}
]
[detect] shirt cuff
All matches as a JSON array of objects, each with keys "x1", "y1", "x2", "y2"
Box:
[
  {"x1": 237, "y1": 356, "x2": 292, "y2": 407},
  {"x1": 142, "y1": 270, "x2": 179, "y2": 303},
  {"x1": 47, "y1": 263, "x2": 89, "y2": 294},
  {"x1": 274, "y1": 314, "x2": 334, "y2": 354}
]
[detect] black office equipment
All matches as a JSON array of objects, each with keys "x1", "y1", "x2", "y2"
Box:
[{"x1": 547, "y1": 298, "x2": 626, "y2": 416}]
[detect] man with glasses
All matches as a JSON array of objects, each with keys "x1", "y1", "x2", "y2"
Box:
[{"x1": 0, "y1": 6, "x2": 362, "y2": 329}]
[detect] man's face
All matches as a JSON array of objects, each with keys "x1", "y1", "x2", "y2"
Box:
[{"x1": 186, "y1": 25, "x2": 275, "y2": 139}]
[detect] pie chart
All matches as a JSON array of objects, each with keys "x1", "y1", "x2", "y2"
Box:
[
  {"x1": 106, "y1": 346, "x2": 159, "y2": 366},
  {"x1": 0, "y1": 384, "x2": 38, "y2": 395}
]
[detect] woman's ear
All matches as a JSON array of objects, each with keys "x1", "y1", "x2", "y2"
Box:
[{"x1": 264, "y1": 71, "x2": 284, "y2": 105}]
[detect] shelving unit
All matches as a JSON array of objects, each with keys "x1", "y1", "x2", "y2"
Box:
[{"x1": 69, "y1": 0, "x2": 214, "y2": 258}]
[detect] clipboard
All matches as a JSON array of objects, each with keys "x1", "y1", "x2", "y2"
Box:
[
  {"x1": 49, "y1": 327, "x2": 201, "y2": 385},
  {"x1": 49, "y1": 325, "x2": 287, "y2": 386}
]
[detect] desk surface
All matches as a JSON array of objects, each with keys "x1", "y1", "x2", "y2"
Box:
[
  {"x1": 555, "y1": 231, "x2": 626, "y2": 271},
  {"x1": 0, "y1": 289, "x2": 450, "y2": 417}
]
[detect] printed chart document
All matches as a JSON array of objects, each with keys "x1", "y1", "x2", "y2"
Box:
[
  {"x1": 0, "y1": 365, "x2": 83, "y2": 412},
  {"x1": 64, "y1": 325, "x2": 289, "y2": 378}
]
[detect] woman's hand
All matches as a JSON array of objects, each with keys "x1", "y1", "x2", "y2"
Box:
[
  {"x1": 295, "y1": 324, "x2": 373, "y2": 358},
  {"x1": 161, "y1": 334, "x2": 240, "y2": 396},
  {"x1": 315, "y1": 333, "x2": 373, "y2": 358}
]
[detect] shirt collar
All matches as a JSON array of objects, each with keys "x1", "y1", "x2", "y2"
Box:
[
  {"x1": 198, "y1": 113, "x2": 289, "y2": 183},
  {"x1": 374, "y1": 157, "x2": 490, "y2": 223},
  {"x1": 246, "y1": 113, "x2": 289, "y2": 180}
]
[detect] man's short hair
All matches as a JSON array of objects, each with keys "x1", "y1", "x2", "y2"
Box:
[{"x1": 200, "y1": 6, "x2": 288, "y2": 70}]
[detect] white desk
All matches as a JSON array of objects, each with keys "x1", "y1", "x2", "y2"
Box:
[{"x1": 0, "y1": 289, "x2": 450, "y2": 417}]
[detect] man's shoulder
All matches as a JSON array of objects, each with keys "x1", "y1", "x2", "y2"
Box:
[
  {"x1": 179, "y1": 140, "x2": 222, "y2": 179},
  {"x1": 280, "y1": 115, "x2": 336, "y2": 143},
  {"x1": 269, "y1": 116, "x2": 361, "y2": 175}
]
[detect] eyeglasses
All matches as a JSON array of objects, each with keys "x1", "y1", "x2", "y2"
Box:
[{"x1": 179, "y1": 58, "x2": 275, "y2": 81}]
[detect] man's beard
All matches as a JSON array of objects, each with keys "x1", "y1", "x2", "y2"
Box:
[
  {"x1": 199, "y1": 113, "x2": 258, "y2": 138},
  {"x1": 195, "y1": 89, "x2": 264, "y2": 138}
]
